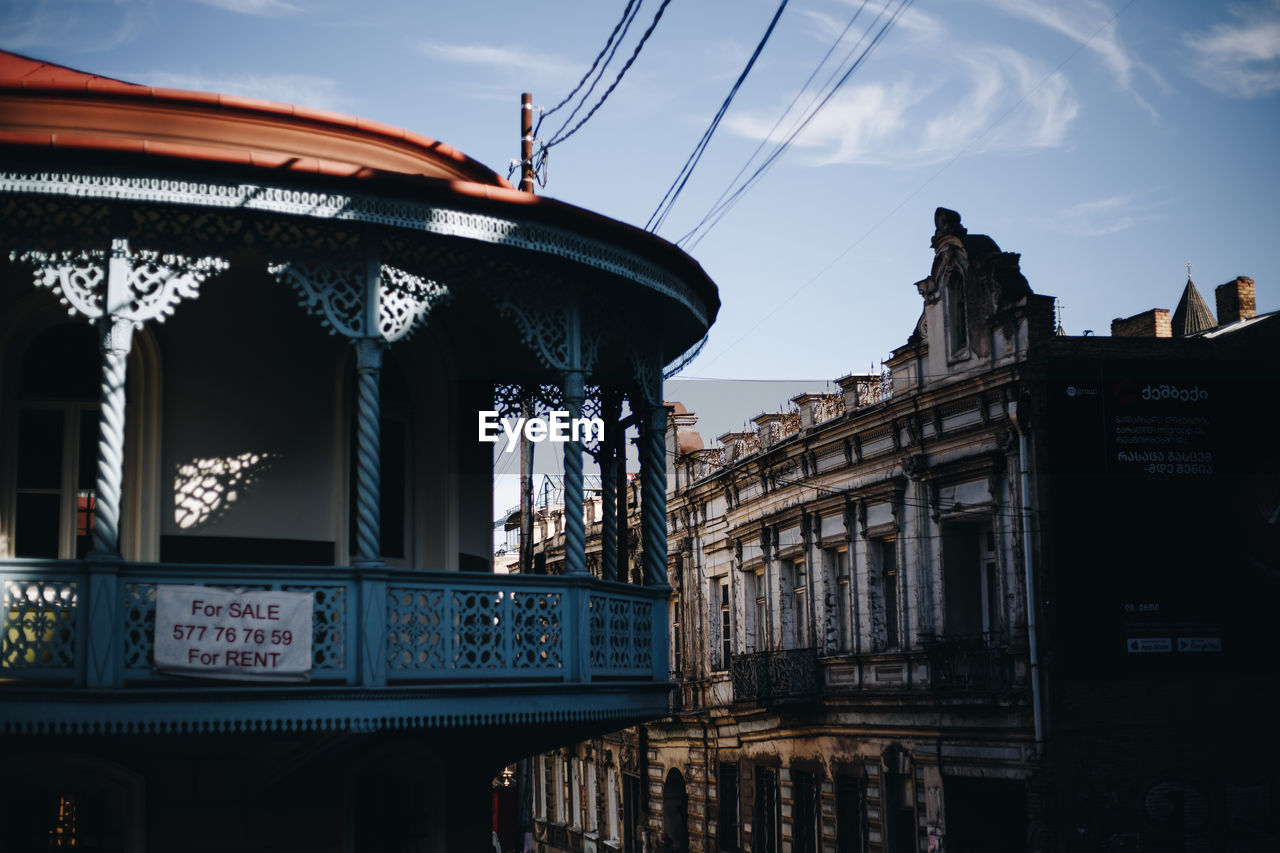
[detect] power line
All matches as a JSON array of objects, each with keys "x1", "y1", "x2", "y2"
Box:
[
  {"x1": 645, "y1": 0, "x2": 791, "y2": 233},
  {"x1": 680, "y1": 0, "x2": 874, "y2": 241},
  {"x1": 692, "y1": 0, "x2": 1138, "y2": 375},
  {"x1": 679, "y1": 0, "x2": 913, "y2": 250},
  {"x1": 537, "y1": 0, "x2": 643, "y2": 132},
  {"x1": 538, "y1": 0, "x2": 647, "y2": 145},
  {"x1": 543, "y1": 0, "x2": 676, "y2": 151}
]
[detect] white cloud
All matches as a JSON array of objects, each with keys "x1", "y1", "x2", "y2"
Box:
[
  {"x1": 139, "y1": 71, "x2": 347, "y2": 111},
  {"x1": 0, "y1": 0, "x2": 151, "y2": 52},
  {"x1": 809, "y1": 1, "x2": 944, "y2": 42},
  {"x1": 416, "y1": 40, "x2": 578, "y2": 81},
  {"x1": 1051, "y1": 193, "x2": 1165, "y2": 237},
  {"x1": 725, "y1": 80, "x2": 919, "y2": 166},
  {"x1": 981, "y1": 0, "x2": 1160, "y2": 115},
  {"x1": 1184, "y1": 1, "x2": 1280, "y2": 98},
  {"x1": 192, "y1": 0, "x2": 300, "y2": 14},
  {"x1": 724, "y1": 46, "x2": 1079, "y2": 166}
]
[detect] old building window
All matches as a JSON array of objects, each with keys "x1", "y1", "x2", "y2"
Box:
[
  {"x1": 754, "y1": 766, "x2": 781, "y2": 853},
  {"x1": 717, "y1": 579, "x2": 732, "y2": 671},
  {"x1": 792, "y1": 557, "x2": 810, "y2": 648},
  {"x1": 754, "y1": 571, "x2": 768, "y2": 651},
  {"x1": 885, "y1": 772, "x2": 916, "y2": 853},
  {"x1": 717, "y1": 762, "x2": 740, "y2": 852},
  {"x1": 947, "y1": 269, "x2": 969, "y2": 357},
  {"x1": 534, "y1": 756, "x2": 546, "y2": 821},
  {"x1": 570, "y1": 757, "x2": 581, "y2": 829},
  {"x1": 874, "y1": 539, "x2": 901, "y2": 650},
  {"x1": 607, "y1": 766, "x2": 619, "y2": 842},
  {"x1": 792, "y1": 769, "x2": 820, "y2": 853},
  {"x1": 942, "y1": 523, "x2": 998, "y2": 639},
  {"x1": 662, "y1": 769, "x2": 689, "y2": 852},
  {"x1": 587, "y1": 761, "x2": 598, "y2": 833},
  {"x1": 555, "y1": 755, "x2": 567, "y2": 823},
  {"x1": 672, "y1": 594, "x2": 682, "y2": 675},
  {"x1": 622, "y1": 773, "x2": 642, "y2": 853},
  {"x1": 836, "y1": 774, "x2": 866, "y2": 853},
  {"x1": 826, "y1": 546, "x2": 852, "y2": 651}
]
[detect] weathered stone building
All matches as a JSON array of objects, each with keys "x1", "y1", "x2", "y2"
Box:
[{"x1": 527, "y1": 208, "x2": 1278, "y2": 852}]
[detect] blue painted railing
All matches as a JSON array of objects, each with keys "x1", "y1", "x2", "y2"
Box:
[{"x1": 0, "y1": 560, "x2": 666, "y2": 689}]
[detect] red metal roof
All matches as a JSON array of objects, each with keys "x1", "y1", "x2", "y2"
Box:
[
  {"x1": 0, "y1": 49, "x2": 512, "y2": 187},
  {"x1": 0, "y1": 50, "x2": 720, "y2": 327}
]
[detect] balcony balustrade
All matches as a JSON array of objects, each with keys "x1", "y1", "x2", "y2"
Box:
[
  {"x1": 730, "y1": 648, "x2": 820, "y2": 706},
  {"x1": 920, "y1": 634, "x2": 1014, "y2": 694},
  {"x1": 0, "y1": 559, "x2": 667, "y2": 734}
]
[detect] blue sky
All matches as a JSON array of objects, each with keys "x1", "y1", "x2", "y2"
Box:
[{"x1": 4, "y1": 0, "x2": 1277, "y2": 383}]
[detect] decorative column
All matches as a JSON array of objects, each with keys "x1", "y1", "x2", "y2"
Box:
[
  {"x1": 352, "y1": 336, "x2": 385, "y2": 568},
  {"x1": 562, "y1": 366, "x2": 588, "y2": 576},
  {"x1": 90, "y1": 315, "x2": 133, "y2": 558},
  {"x1": 269, "y1": 244, "x2": 448, "y2": 689},
  {"x1": 15, "y1": 236, "x2": 226, "y2": 688},
  {"x1": 599, "y1": 392, "x2": 622, "y2": 582},
  {"x1": 640, "y1": 400, "x2": 670, "y2": 588}
]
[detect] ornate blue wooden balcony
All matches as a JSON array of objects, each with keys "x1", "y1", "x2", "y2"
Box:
[{"x1": 0, "y1": 559, "x2": 669, "y2": 735}]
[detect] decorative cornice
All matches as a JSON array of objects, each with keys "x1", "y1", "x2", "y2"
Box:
[{"x1": 0, "y1": 169, "x2": 709, "y2": 327}]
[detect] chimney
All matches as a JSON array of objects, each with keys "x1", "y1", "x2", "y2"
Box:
[
  {"x1": 1215, "y1": 276, "x2": 1256, "y2": 325},
  {"x1": 718, "y1": 431, "x2": 752, "y2": 465},
  {"x1": 836, "y1": 372, "x2": 882, "y2": 410},
  {"x1": 790, "y1": 393, "x2": 824, "y2": 429},
  {"x1": 752, "y1": 413, "x2": 786, "y2": 449},
  {"x1": 1111, "y1": 308, "x2": 1171, "y2": 338}
]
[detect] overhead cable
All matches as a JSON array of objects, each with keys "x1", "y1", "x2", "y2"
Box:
[
  {"x1": 645, "y1": 0, "x2": 791, "y2": 233},
  {"x1": 693, "y1": 0, "x2": 1133, "y2": 375},
  {"x1": 679, "y1": 0, "x2": 913, "y2": 249},
  {"x1": 543, "y1": 0, "x2": 676, "y2": 150},
  {"x1": 537, "y1": 0, "x2": 643, "y2": 134},
  {"x1": 538, "y1": 0, "x2": 646, "y2": 144},
  {"x1": 685, "y1": 0, "x2": 873, "y2": 239}
]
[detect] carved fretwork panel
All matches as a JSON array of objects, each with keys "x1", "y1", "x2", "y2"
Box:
[
  {"x1": 11, "y1": 239, "x2": 227, "y2": 325},
  {"x1": 251, "y1": 217, "x2": 362, "y2": 255},
  {"x1": 624, "y1": 338, "x2": 663, "y2": 405},
  {"x1": 379, "y1": 265, "x2": 450, "y2": 341},
  {"x1": 493, "y1": 382, "x2": 611, "y2": 459},
  {"x1": 271, "y1": 258, "x2": 365, "y2": 336},
  {"x1": 267, "y1": 257, "x2": 450, "y2": 342},
  {"x1": 131, "y1": 205, "x2": 246, "y2": 252},
  {"x1": 495, "y1": 289, "x2": 572, "y2": 371},
  {"x1": 0, "y1": 196, "x2": 111, "y2": 251}
]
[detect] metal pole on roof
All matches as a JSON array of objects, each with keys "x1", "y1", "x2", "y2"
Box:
[
  {"x1": 516, "y1": 98, "x2": 538, "y2": 853},
  {"x1": 520, "y1": 93, "x2": 535, "y2": 194},
  {"x1": 520, "y1": 394, "x2": 535, "y2": 574},
  {"x1": 518, "y1": 93, "x2": 537, "y2": 576}
]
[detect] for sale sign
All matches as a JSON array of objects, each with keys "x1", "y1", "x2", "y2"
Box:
[{"x1": 155, "y1": 585, "x2": 313, "y2": 681}]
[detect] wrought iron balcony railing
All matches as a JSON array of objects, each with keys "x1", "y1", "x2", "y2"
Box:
[
  {"x1": 730, "y1": 648, "x2": 820, "y2": 705},
  {"x1": 0, "y1": 559, "x2": 662, "y2": 687},
  {"x1": 919, "y1": 633, "x2": 1014, "y2": 694}
]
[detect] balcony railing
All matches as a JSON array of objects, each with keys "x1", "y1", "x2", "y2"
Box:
[
  {"x1": 0, "y1": 559, "x2": 664, "y2": 689},
  {"x1": 730, "y1": 648, "x2": 820, "y2": 705},
  {"x1": 920, "y1": 634, "x2": 1014, "y2": 694}
]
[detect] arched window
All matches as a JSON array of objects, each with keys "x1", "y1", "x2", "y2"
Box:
[
  {"x1": 12, "y1": 323, "x2": 100, "y2": 558},
  {"x1": 0, "y1": 755, "x2": 144, "y2": 852},
  {"x1": 947, "y1": 268, "x2": 969, "y2": 357}
]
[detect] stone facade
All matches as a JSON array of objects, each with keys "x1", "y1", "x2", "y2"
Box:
[{"x1": 527, "y1": 208, "x2": 1278, "y2": 853}]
